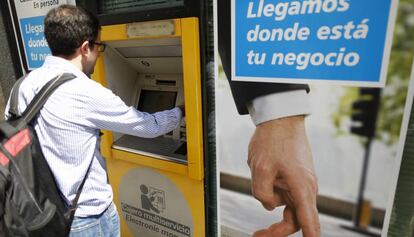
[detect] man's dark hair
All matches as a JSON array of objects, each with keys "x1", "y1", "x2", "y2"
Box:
[{"x1": 44, "y1": 5, "x2": 100, "y2": 56}]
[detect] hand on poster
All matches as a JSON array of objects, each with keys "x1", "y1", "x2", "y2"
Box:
[{"x1": 247, "y1": 115, "x2": 320, "y2": 237}]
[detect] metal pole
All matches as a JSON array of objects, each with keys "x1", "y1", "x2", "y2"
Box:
[{"x1": 354, "y1": 138, "x2": 373, "y2": 227}]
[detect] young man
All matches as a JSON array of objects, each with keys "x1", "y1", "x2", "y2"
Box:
[{"x1": 5, "y1": 5, "x2": 183, "y2": 237}]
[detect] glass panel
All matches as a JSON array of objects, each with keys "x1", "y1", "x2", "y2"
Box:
[
  {"x1": 75, "y1": 0, "x2": 87, "y2": 8},
  {"x1": 98, "y1": 0, "x2": 184, "y2": 14}
]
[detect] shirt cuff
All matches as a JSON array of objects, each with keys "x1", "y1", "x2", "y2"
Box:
[
  {"x1": 173, "y1": 107, "x2": 183, "y2": 121},
  {"x1": 152, "y1": 107, "x2": 182, "y2": 135},
  {"x1": 247, "y1": 90, "x2": 311, "y2": 126}
]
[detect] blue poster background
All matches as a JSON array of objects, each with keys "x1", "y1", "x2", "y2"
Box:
[
  {"x1": 234, "y1": 0, "x2": 393, "y2": 83},
  {"x1": 19, "y1": 16, "x2": 51, "y2": 70}
]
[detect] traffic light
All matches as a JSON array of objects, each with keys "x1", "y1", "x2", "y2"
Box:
[{"x1": 350, "y1": 88, "x2": 381, "y2": 138}]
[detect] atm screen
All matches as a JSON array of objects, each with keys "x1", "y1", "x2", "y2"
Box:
[{"x1": 137, "y1": 90, "x2": 177, "y2": 113}]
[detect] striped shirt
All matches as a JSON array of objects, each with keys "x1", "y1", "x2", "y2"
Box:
[{"x1": 4, "y1": 56, "x2": 182, "y2": 217}]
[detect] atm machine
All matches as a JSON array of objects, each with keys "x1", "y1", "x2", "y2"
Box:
[
  {"x1": 78, "y1": 1, "x2": 214, "y2": 237},
  {"x1": 101, "y1": 28, "x2": 191, "y2": 165}
]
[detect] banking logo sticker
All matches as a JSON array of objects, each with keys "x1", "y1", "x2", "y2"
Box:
[
  {"x1": 140, "y1": 184, "x2": 165, "y2": 214},
  {"x1": 119, "y1": 168, "x2": 193, "y2": 237}
]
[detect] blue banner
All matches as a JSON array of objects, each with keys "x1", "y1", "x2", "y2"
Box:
[
  {"x1": 19, "y1": 16, "x2": 51, "y2": 70},
  {"x1": 233, "y1": 0, "x2": 397, "y2": 86}
]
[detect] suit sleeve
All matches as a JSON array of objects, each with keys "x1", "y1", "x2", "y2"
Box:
[{"x1": 218, "y1": 0, "x2": 310, "y2": 115}]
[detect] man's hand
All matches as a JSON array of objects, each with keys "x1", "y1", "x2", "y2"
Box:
[
  {"x1": 177, "y1": 105, "x2": 185, "y2": 117},
  {"x1": 247, "y1": 115, "x2": 320, "y2": 237}
]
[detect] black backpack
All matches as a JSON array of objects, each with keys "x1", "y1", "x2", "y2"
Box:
[{"x1": 0, "y1": 73, "x2": 92, "y2": 237}]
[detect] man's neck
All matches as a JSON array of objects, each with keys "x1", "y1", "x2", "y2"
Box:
[{"x1": 57, "y1": 53, "x2": 84, "y2": 73}]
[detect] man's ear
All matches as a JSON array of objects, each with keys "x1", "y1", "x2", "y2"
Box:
[{"x1": 80, "y1": 41, "x2": 91, "y2": 56}]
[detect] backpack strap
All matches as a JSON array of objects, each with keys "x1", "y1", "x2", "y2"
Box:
[
  {"x1": 15, "y1": 73, "x2": 76, "y2": 130},
  {"x1": 0, "y1": 73, "x2": 75, "y2": 138},
  {"x1": 0, "y1": 75, "x2": 30, "y2": 138},
  {"x1": 67, "y1": 131, "x2": 105, "y2": 217},
  {"x1": 0, "y1": 123, "x2": 19, "y2": 138},
  {"x1": 65, "y1": 156, "x2": 94, "y2": 220},
  {"x1": 8, "y1": 74, "x2": 29, "y2": 118}
]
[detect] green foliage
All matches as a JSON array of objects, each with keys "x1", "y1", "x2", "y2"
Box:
[{"x1": 333, "y1": 2, "x2": 414, "y2": 145}]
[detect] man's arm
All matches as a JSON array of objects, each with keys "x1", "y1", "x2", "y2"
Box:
[{"x1": 80, "y1": 81, "x2": 183, "y2": 138}]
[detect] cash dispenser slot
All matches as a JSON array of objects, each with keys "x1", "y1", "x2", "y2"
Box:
[{"x1": 156, "y1": 80, "x2": 177, "y2": 86}]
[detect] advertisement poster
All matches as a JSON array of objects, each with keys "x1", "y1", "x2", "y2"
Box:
[
  {"x1": 232, "y1": 0, "x2": 398, "y2": 86},
  {"x1": 218, "y1": 0, "x2": 414, "y2": 236},
  {"x1": 11, "y1": 0, "x2": 75, "y2": 70}
]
